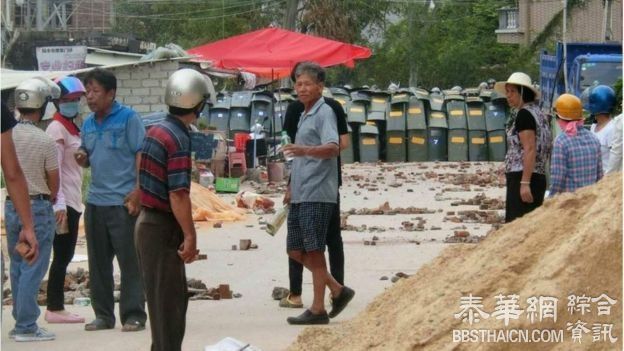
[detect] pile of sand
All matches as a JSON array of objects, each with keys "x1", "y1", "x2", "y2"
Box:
[
  {"x1": 290, "y1": 173, "x2": 622, "y2": 351},
  {"x1": 190, "y1": 182, "x2": 246, "y2": 222}
]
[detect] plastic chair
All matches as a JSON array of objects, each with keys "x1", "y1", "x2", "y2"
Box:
[{"x1": 228, "y1": 151, "x2": 247, "y2": 177}]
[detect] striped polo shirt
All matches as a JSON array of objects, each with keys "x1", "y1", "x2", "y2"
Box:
[
  {"x1": 12, "y1": 121, "x2": 58, "y2": 196},
  {"x1": 139, "y1": 115, "x2": 191, "y2": 212}
]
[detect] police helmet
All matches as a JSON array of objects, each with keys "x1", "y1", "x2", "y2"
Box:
[
  {"x1": 587, "y1": 85, "x2": 616, "y2": 115},
  {"x1": 14, "y1": 78, "x2": 54, "y2": 109},
  {"x1": 165, "y1": 69, "x2": 209, "y2": 109}
]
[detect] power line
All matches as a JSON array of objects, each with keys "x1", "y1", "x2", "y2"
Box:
[
  {"x1": 90, "y1": 0, "x2": 285, "y2": 21},
  {"x1": 116, "y1": 0, "x2": 273, "y2": 18}
]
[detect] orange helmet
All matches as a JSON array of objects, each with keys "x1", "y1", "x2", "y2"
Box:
[{"x1": 554, "y1": 94, "x2": 583, "y2": 121}]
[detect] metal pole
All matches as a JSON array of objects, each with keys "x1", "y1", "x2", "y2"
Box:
[
  {"x1": 272, "y1": 68, "x2": 277, "y2": 157},
  {"x1": 36, "y1": 0, "x2": 44, "y2": 30},
  {"x1": 253, "y1": 126, "x2": 257, "y2": 168},
  {"x1": 601, "y1": 0, "x2": 609, "y2": 42},
  {"x1": 408, "y1": 2, "x2": 416, "y2": 87},
  {"x1": 562, "y1": 0, "x2": 568, "y2": 93}
]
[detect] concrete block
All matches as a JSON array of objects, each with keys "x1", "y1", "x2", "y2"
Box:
[
  {"x1": 115, "y1": 71, "x2": 131, "y2": 80},
  {"x1": 122, "y1": 80, "x2": 141, "y2": 88},
  {"x1": 158, "y1": 61, "x2": 179, "y2": 71},
  {"x1": 149, "y1": 70, "x2": 168, "y2": 79},
  {"x1": 132, "y1": 104, "x2": 151, "y2": 113},
  {"x1": 132, "y1": 88, "x2": 150, "y2": 96},
  {"x1": 142, "y1": 79, "x2": 160, "y2": 88},
  {"x1": 151, "y1": 104, "x2": 167, "y2": 112},
  {"x1": 142, "y1": 96, "x2": 160, "y2": 104},
  {"x1": 123, "y1": 96, "x2": 142, "y2": 105},
  {"x1": 131, "y1": 70, "x2": 149, "y2": 80},
  {"x1": 116, "y1": 88, "x2": 131, "y2": 96},
  {"x1": 150, "y1": 87, "x2": 165, "y2": 96}
]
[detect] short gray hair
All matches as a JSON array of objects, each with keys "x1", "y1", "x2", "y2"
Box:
[{"x1": 294, "y1": 62, "x2": 326, "y2": 84}]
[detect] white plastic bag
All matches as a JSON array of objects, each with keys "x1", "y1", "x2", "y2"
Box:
[{"x1": 204, "y1": 337, "x2": 261, "y2": 351}]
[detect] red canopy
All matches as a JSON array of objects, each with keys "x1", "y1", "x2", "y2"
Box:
[{"x1": 187, "y1": 27, "x2": 372, "y2": 79}]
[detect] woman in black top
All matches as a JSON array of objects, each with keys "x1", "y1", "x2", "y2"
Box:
[{"x1": 494, "y1": 73, "x2": 552, "y2": 223}]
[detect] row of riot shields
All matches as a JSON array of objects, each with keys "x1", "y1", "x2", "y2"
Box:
[
  {"x1": 198, "y1": 87, "x2": 510, "y2": 163},
  {"x1": 200, "y1": 90, "x2": 294, "y2": 140},
  {"x1": 337, "y1": 88, "x2": 509, "y2": 164}
]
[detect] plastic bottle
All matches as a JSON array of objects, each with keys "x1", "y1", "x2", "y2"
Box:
[
  {"x1": 266, "y1": 205, "x2": 289, "y2": 236},
  {"x1": 56, "y1": 215, "x2": 69, "y2": 234},
  {"x1": 280, "y1": 131, "x2": 294, "y2": 162}
]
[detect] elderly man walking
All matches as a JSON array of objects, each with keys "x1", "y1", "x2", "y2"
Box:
[{"x1": 282, "y1": 62, "x2": 354, "y2": 325}]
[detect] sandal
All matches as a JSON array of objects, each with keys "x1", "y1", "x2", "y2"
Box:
[
  {"x1": 279, "y1": 294, "x2": 303, "y2": 308},
  {"x1": 121, "y1": 319, "x2": 145, "y2": 332}
]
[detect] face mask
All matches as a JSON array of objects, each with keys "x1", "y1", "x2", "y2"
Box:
[
  {"x1": 59, "y1": 101, "x2": 81, "y2": 118},
  {"x1": 557, "y1": 118, "x2": 583, "y2": 137}
]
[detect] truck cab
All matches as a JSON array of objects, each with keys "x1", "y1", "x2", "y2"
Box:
[
  {"x1": 540, "y1": 42, "x2": 622, "y2": 113},
  {"x1": 569, "y1": 54, "x2": 622, "y2": 97}
]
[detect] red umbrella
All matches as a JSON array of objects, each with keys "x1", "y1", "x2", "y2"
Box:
[{"x1": 187, "y1": 27, "x2": 372, "y2": 79}]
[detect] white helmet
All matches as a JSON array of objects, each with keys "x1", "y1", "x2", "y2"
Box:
[
  {"x1": 14, "y1": 77, "x2": 54, "y2": 109},
  {"x1": 34, "y1": 76, "x2": 61, "y2": 100},
  {"x1": 165, "y1": 69, "x2": 209, "y2": 109}
]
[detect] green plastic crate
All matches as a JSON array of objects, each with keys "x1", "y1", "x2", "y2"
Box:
[{"x1": 215, "y1": 177, "x2": 240, "y2": 193}]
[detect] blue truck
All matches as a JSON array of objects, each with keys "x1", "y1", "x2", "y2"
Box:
[{"x1": 539, "y1": 42, "x2": 622, "y2": 112}]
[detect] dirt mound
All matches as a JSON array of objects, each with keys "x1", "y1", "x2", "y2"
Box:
[{"x1": 289, "y1": 173, "x2": 622, "y2": 351}]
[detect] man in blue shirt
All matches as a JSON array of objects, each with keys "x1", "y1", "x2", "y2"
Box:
[{"x1": 76, "y1": 68, "x2": 147, "y2": 332}]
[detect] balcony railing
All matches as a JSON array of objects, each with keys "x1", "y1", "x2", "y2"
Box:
[{"x1": 498, "y1": 7, "x2": 519, "y2": 30}]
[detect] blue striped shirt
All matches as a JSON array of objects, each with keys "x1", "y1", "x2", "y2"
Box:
[{"x1": 549, "y1": 127, "x2": 603, "y2": 195}]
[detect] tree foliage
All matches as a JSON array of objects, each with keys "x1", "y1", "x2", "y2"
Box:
[
  {"x1": 112, "y1": 0, "x2": 546, "y2": 90},
  {"x1": 113, "y1": 0, "x2": 280, "y2": 48},
  {"x1": 298, "y1": 0, "x2": 395, "y2": 43},
  {"x1": 338, "y1": 0, "x2": 538, "y2": 90}
]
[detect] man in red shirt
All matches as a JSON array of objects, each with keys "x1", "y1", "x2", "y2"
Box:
[{"x1": 135, "y1": 69, "x2": 208, "y2": 351}]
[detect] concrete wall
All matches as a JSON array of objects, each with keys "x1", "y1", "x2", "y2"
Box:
[
  {"x1": 567, "y1": 0, "x2": 623, "y2": 42},
  {"x1": 498, "y1": 0, "x2": 623, "y2": 45},
  {"x1": 4, "y1": 59, "x2": 182, "y2": 131},
  {"x1": 70, "y1": 0, "x2": 114, "y2": 32},
  {"x1": 110, "y1": 60, "x2": 181, "y2": 115}
]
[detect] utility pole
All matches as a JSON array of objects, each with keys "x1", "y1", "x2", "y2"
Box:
[
  {"x1": 408, "y1": 2, "x2": 417, "y2": 87},
  {"x1": 36, "y1": 0, "x2": 44, "y2": 30},
  {"x1": 602, "y1": 0, "x2": 613, "y2": 41},
  {"x1": 562, "y1": 0, "x2": 568, "y2": 93},
  {"x1": 283, "y1": 0, "x2": 298, "y2": 86},
  {"x1": 284, "y1": 0, "x2": 298, "y2": 31}
]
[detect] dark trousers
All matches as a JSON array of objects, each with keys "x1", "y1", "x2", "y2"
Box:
[
  {"x1": 135, "y1": 208, "x2": 188, "y2": 351},
  {"x1": 288, "y1": 197, "x2": 344, "y2": 295},
  {"x1": 84, "y1": 204, "x2": 146, "y2": 326},
  {"x1": 47, "y1": 206, "x2": 81, "y2": 311},
  {"x1": 505, "y1": 172, "x2": 547, "y2": 223}
]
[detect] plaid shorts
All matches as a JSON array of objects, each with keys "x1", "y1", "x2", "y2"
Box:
[{"x1": 287, "y1": 202, "x2": 336, "y2": 252}]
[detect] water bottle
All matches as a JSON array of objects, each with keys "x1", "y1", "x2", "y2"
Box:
[
  {"x1": 280, "y1": 131, "x2": 294, "y2": 162},
  {"x1": 266, "y1": 205, "x2": 290, "y2": 236}
]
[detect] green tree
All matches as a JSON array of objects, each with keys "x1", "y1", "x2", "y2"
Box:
[
  {"x1": 330, "y1": 0, "x2": 544, "y2": 90},
  {"x1": 113, "y1": 0, "x2": 280, "y2": 48}
]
